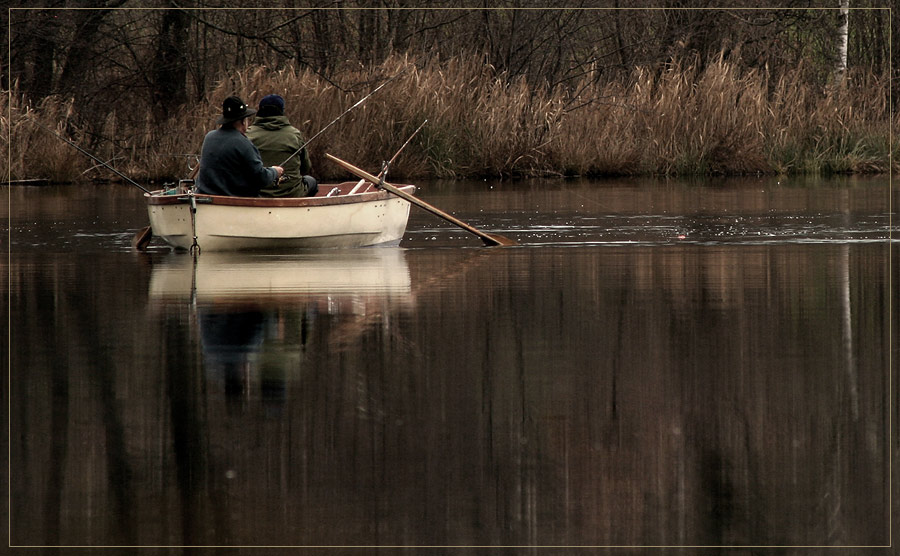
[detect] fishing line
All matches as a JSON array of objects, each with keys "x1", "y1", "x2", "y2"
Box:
[{"x1": 30, "y1": 117, "x2": 151, "y2": 194}]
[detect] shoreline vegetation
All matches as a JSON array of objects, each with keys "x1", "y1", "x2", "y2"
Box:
[{"x1": 4, "y1": 54, "x2": 895, "y2": 184}]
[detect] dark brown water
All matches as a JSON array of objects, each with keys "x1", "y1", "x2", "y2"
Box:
[{"x1": 5, "y1": 176, "x2": 897, "y2": 552}]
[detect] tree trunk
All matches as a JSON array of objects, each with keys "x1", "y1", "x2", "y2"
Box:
[
  {"x1": 835, "y1": 0, "x2": 850, "y2": 85},
  {"x1": 56, "y1": 9, "x2": 111, "y2": 96},
  {"x1": 311, "y1": 9, "x2": 330, "y2": 74},
  {"x1": 152, "y1": 7, "x2": 190, "y2": 119},
  {"x1": 613, "y1": 0, "x2": 627, "y2": 70},
  {"x1": 20, "y1": 9, "x2": 61, "y2": 99}
]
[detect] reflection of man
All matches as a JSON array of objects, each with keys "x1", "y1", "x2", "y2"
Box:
[
  {"x1": 198, "y1": 308, "x2": 267, "y2": 412},
  {"x1": 198, "y1": 307, "x2": 311, "y2": 418}
]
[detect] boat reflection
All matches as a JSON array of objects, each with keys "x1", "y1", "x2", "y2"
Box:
[
  {"x1": 149, "y1": 249, "x2": 413, "y2": 414},
  {"x1": 148, "y1": 248, "x2": 413, "y2": 307}
]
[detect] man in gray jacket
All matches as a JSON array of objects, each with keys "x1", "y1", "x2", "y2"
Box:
[{"x1": 196, "y1": 96, "x2": 283, "y2": 197}]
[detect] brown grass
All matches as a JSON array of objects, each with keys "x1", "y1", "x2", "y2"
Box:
[{"x1": 3, "y1": 53, "x2": 893, "y2": 183}]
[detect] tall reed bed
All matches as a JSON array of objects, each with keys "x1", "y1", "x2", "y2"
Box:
[
  {"x1": 549, "y1": 54, "x2": 892, "y2": 177},
  {"x1": 3, "y1": 81, "x2": 211, "y2": 183},
  {"x1": 3, "y1": 53, "x2": 893, "y2": 183},
  {"x1": 5, "y1": 91, "x2": 86, "y2": 183}
]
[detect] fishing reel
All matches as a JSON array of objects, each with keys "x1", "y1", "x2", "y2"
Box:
[
  {"x1": 159, "y1": 179, "x2": 195, "y2": 195},
  {"x1": 179, "y1": 178, "x2": 196, "y2": 193}
]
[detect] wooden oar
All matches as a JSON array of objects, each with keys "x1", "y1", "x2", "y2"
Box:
[
  {"x1": 325, "y1": 153, "x2": 516, "y2": 247},
  {"x1": 132, "y1": 225, "x2": 153, "y2": 250}
]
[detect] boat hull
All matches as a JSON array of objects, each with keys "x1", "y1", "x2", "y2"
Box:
[{"x1": 146, "y1": 182, "x2": 414, "y2": 251}]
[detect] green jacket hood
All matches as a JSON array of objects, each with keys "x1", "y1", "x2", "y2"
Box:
[{"x1": 251, "y1": 115, "x2": 292, "y2": 131}]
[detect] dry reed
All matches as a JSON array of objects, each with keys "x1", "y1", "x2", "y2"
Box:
[{"x1": 3, "y1": 53, "x2": 893, "y2": 184}]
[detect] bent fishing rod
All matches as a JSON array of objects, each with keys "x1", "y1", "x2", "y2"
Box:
[
  {"x1": 31, "y1": 117, "x2": 151, "y2": 194},
  {"x1": 347, "y1": 119, "x2": 427, "y2": 195},
  {"x1": 377, "y1": 119, "x2": 427, "y2": 182},
  {"x1": 278, "y1": 70, "x2": 406, "y2": 167}
]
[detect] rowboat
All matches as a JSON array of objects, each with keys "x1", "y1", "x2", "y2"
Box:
[{"x1": 144, "y1": 180, "x2": 415, "y2": 251}]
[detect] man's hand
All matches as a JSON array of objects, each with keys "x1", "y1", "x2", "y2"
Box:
[{"x1": 273, "y1": 166, "x2": 284, "y2": 180}]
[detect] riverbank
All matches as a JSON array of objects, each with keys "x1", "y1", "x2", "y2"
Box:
[{"x1": 5, "y1": 54, "x2": 895, "y2": 183}]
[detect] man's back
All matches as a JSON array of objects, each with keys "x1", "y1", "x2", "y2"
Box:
[
  {"x1": 248, "y1": 115, "x2": 312, "y2": 197},
  {"x1": 197, "y1": 127, "x2": 277, "y2": 197}
]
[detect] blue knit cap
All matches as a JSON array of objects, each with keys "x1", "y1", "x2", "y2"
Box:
[{"x1": 258, "y1": 94, "x2": 285, "y2": 116}]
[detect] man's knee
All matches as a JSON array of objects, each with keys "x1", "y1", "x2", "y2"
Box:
[{"x1": 302, "y1": 175, "x2": 318, "y2": 197}]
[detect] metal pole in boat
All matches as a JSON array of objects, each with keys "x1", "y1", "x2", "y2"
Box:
[{"x1": 188, "y1": 190, "x2": 200, "y2": 254}]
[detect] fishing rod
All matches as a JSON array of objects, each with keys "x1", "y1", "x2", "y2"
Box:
[
  {"x1": 278, "y1": 70, "x2": 405, "y2": 167},
  {"x1": 378, "y1": 119, "x2": 427, "y2": 182},
  {"x1": 30, "y1": 117, "x2": 151, "y2": 194},
  {"x1": 348, "y1": 119, "x2": 427, "y2": 195}
]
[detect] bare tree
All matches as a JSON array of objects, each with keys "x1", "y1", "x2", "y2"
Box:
[
  {"x1": 151, "y1": 4, "x2": 190, "y2": 118},
  {"x1": 6, "y1": 1, "x2": 893, "y2": 120},
  {"x1": 835, "y1": 0, "x2": 850, "y2": 84}
]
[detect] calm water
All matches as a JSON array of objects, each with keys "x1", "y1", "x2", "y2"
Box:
[{"x1": 5, "y1": 175, "x2": 897, "y2": 552}]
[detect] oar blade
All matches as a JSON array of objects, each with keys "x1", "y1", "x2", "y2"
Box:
[
  {"x1": 484, "y1": 233, "x2": 517, "y2": 247},
  {"x1": 132, "y1": 226, "x2": 153, "y2": 251}
]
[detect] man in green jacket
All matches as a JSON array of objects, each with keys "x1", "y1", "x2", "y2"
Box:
[{"x1": 247, "y1": 94, "x2": 318, "y2": 197}]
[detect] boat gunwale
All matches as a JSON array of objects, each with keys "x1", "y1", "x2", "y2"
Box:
[{"x1": 145, "y1": 182, "x2": 415, "y2": 208}]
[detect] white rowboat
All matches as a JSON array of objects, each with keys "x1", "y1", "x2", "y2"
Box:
[{"x1": 145, "y1": 181, "x2": 415, "y2": 251}]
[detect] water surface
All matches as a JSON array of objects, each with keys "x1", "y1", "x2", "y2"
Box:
[{"x1": 5, "y1": 175, "x2": 896, "y2": 550}]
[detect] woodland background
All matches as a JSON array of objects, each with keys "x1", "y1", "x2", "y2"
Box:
[{"x1": 3, "y1": 2, "x2": 896, "y2": 181}]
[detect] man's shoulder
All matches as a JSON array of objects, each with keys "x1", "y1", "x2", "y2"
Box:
[
  {"x1": 250, "y1": 115, "x2": 294, "y2": 129},
  {"x1": 250, "y1": 122, "x2": 304, "y2": 142},
  {"x1": 207, "y1": 127, "x2": 244, "y2": 141}
]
